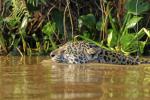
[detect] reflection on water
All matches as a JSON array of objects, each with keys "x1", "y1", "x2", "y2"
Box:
[{"x1": 0, "y1": 56, "x2": 150, "y2": 100}]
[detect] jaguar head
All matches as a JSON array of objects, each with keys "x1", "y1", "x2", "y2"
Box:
[
  {"x1": 50, "y1": 43, "x2": 68, "y2": 63},
  {"x1": 50, "y1": 41, "x2": 101, "y2": 64}
]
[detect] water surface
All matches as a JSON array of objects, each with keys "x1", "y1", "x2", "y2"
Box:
[{"x1": 0, "y1": 56, "x2": 150, "y2": 100}]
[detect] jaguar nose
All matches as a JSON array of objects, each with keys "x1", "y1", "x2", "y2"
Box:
[{"x1": 50, "y1": 52, "x2": 55, "y2": 57}]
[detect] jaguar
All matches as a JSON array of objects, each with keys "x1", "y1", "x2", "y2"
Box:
[{"x1": 50, "y1": 41, "x2": 150, "y2": 65}]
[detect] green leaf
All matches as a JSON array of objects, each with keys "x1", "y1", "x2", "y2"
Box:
[
  {"x1": 120, "y1": 33, "x2": 136, "y2": 51},
  {"x1": 42, "y1": 21, "x2": 56, "y2": 36},
  {"x1": 143, "y1": 28, "x2": 150, "y2": 38},
  {"x1": 83, "y1": 32, "x2": 91, "y2": 39},
  {"x1": 107, "y1": 29, "x2": 118, "y2": 48},
  {"x1": 21, "y1": 16, "x2": 28, "y2": 29},
  {"x1": 126, "y1": 16, "x2": 142, "y2": 29},
  {"x1": 6, "y1": 17, "x2": 20, "y2": 27},
  {"x1": 120, "y1": 28, "x2": 150, "y2": 54},
  {"x1": 125, "y1": 0, "x2": 150, "y2": 15},
  {"x1": 96, "y1": 21, "x2": 101, "y2": 31},
  {"x1": 52, "y1": 10, "x2": 64, "y2": 34},
  {"x1": 132, "y1": 28, "x2": 150, "y2": 42},
  {"x1": 109, "y1": 13, "x2": 118, "y2": 34},
  {"x1": 78, "y1": 14, "x2": 96, "y2": 30},
  {"x1": 138, "y1": 41, "x2": 146, "y2": 54}
]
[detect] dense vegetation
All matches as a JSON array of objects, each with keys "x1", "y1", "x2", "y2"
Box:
[{"x1": 0, "y1": 0, "x2": 150, "y2": 56}]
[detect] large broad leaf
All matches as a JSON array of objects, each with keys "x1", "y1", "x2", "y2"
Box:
[
  {"x1": 126, "y1": 16, "x2": 142, "y2": 29},
  {"x1": 120, "y1": 33, "x2": 146, "y2": 54},
  {"x1": 122, "y1": 41, "x2": 146, "y2": 54},
  {"x1": 52, "y1": 10, "x2": 64, "y2": 34},
  {"x1": 120, "y1": 33, "x2": 135, "y2": 49},
  {"x1": 125, "y1": 0, "x2": 150, "y2": 15},
  {"x1": 107, "y1": 29, "x2": 118, "y2": 48},
  {"x1": 78, "y1": 14, "x2": 96, "y2": 30},
  {"x1": 42, "y1": 21, "x2": 56, "y2": 36},
  {"x1": 121, "y1": 28, "x2": 150, "y2": 54}
]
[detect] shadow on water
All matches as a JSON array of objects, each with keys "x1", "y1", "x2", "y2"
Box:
[{"x1": 0, "y1": 56, "x2": 150, "y2": 100}]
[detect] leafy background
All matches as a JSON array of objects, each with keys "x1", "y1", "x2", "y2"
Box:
[{"x1": 0, "y1": 0, "x2": 150, "y2": 56}]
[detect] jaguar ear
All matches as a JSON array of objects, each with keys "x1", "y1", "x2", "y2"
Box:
[{"x1": 87, "y1": 48, "x2": 97, "y2": 54}]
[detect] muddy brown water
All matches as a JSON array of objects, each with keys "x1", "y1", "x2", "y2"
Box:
[{"x1": 0, "y1": 56, "x2": 150, "y2": 100}]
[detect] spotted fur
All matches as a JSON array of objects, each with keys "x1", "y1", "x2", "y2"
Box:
[{"x1": 50, "y1": 41, "x2": 150, "y2": 65}]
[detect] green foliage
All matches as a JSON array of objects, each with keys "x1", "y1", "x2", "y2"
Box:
[
  {"x1": 0, "y1": 0, "x2": 31, "y2": 55},
  {"x1": 27, "y1": 0, "x2": 47, "y2": 7},
  {"x1": 107, "y1": 29, "x2": 118, "y2": 48},
  {"x1": 11, "y1": 0, "x2": 30, "y2": 19},
  {"x1": 42, "y1": 21, "x2": 56, "y2": 36},
  {"x1": 107, "y1": 0, "x2": 150, "y2": 55},
  {"x1": 125, "y1": 0, "x2": 150, "y2": 15},
  {"x1": 108, "y1": 15, "x2": 150, "y2": 54},
  {"x1": 125, "y1": 16, "x2": 142, "y2": 29},
  {"x1": 5, "y1": 17, "x2": 20, "y2": 28},
  {"x1": 77, "y1": 0, "x2": 150, "y2": 55},
  {"x1": 0, "y1": 0, "x2": 150, "y2": 56},
  {"x1": 3, "y1": 0, "x2": 30, "y2": 31},
  {"x1": 51, "y1": 10, "x2": 64, "y2": 35},
  {"x1": 78, "y1": 14, "x2": 96, "y2": 32},
  {"x1": 42, "y1": 21, "x2": 57, "y2": 50}
]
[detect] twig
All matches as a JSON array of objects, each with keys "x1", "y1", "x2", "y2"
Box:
[
  {"x1": 63, "y1": 4, "x2": 68, "y2": 41},
  {"x1": 47, "y1": 4, "x2": 56, "y2": 20},
  {"x1": 67, "y1": 0, "x2": 74, "y2": 39},
  {"x1": 0, "y1": 0, "x2": 2, "y2": 12}
]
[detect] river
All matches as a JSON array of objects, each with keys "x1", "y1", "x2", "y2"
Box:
[{"x1": 0, "y1": 56, "x2": 150, "y2": 100}]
